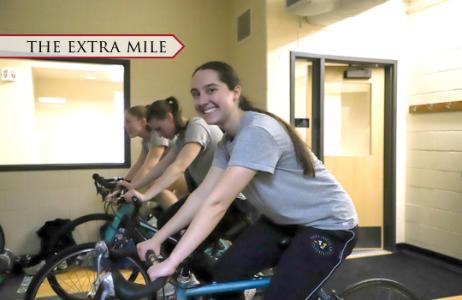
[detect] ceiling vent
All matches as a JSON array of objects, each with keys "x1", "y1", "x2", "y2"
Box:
[
  {"x1": 285, "y1": 0, "x2": 388, "y2": 23},
  {"x1": 237, "y1": 9, "x2": 251, "y2": 42},
  {"x1": 285, "y1": 0, "x2": 338, "y2": 17}
]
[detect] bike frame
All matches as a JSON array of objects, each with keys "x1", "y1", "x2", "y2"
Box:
[
  {"x1": 103, "y1": 203, "x2": 135, "y2": 242},
  {"x1": 95, "y1": 183, "x2": 273, "y2": 300},
  {"x1": 95, "y1": 201, "x2": 268, "y2": 300},
  {"x1": 98, "y1": 203, "x2": 334, "y2": 300},
  {"x1": 174, "y1": 277, "x2": 270, "y2": 300},
  {"x1": 173, "y1": 277, "x2": 337, "y2": 300},
  {"x1": 103, "y1": 202, "x2": 171, "y2": 248}
]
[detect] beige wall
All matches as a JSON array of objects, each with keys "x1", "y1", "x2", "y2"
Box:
[
  {"x1": 405, "y1": 0, "x2": 462, "y2": 259},
  {"x1": 229, "y1": 0, "x2": 267, "y2": 110},
  {"x1": 0, "y1": 0, "x2": 232, "y2": 254}
]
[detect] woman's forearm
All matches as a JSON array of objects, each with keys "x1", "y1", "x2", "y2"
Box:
[
  {"x1": 131, "y1": 165, "x2": 151, "y2": 184},
  {"x1": 131, "y1": 154, "x2": 172, "y2": 189},
  {"x1": 131, "y1": 148, "x2": 163, "y2": 184},
  {"x1": 168, "y1": 200, "x2": 228, "y2": 265},
  {"x1": 155, "y1": 192, "x2": 204, "y2": 242},
  {"x1": 164, "y1": 166, "x2": 256, "y2": 266},
  {"x1": 125, "y1": 154, "x2": 145, "y2": 181},
  {"x1": 132, "y1": 166, "x2": 161, "y2": 189},
  {"x1": 143, "y1": 163, "x2": 184, "y2": 200}
]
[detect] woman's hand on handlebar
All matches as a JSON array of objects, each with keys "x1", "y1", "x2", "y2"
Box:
[
  {"x1": 117, "y1": 180, "x2": 133, "y2": 190},
  {"x1": 124, "y1": 189, "x2": 146, "y2": 203},
  {"x1": 147, "y1": 259, "x2": 177, "y2": 281},
  {"x1": 136, "y1": 236, "x2": 162, "y2": 261},
  {"x1": 105, "y1": 190, "x2": 123, "y2": 203},
  {"x1": 137, "y1": 235, "x2": 178, "y2": 281},
  {"x1": 104, "y1": 192, "x2": 116, "y2": 202}
]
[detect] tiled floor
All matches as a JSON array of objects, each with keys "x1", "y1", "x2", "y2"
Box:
[
  {"x1": 349, "y1": 250, "x2": 462, "y2": 300},
  {"x1": 327, "y1": 249, "x2": 462, "y2": 299}
]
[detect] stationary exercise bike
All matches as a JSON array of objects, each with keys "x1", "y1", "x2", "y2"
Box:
[{"x1": 0, "y1": 225, "x2": 15, "y2": 285}]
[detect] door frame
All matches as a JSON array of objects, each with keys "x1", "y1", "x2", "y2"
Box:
[{"x1": 289, "y1": 52, "x2": 397, "y2": 251}]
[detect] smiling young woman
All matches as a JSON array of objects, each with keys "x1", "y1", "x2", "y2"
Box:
[{"x1": 137, "y1": 61, "x2": 358, "y2": 300}]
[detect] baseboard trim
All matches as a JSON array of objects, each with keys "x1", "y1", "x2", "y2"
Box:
[
  {"x1": 397, "y1": 243, "x2": 462, "y2": 269},
  {"x1": 356, "y1": 226, "x2": 381, "y2": 248}
]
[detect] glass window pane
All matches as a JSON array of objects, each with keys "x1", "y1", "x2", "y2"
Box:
[
  {"x1": 0, "y1": 59, "x2": 127, "y2": 168},
  {"x1": 324, "y1": 82, "x2": 371, "y2": 156},
  {"x1": 294, "y1": 59, "x2": 313, "y2": 147}
]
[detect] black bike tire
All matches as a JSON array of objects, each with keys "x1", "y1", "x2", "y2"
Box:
[
  {"x1": 25, "y1": 242, "x2": 152, "y2": 300},
  {"x1": 50, "y1": 213, "x2": 114, "y2": 250},
  {"x1": 39, "y1": 212, "x2": 145, "y2": 299},
  {"x1": 340, "y1": 278, "x2": 419, "y2": 300},
  {"x1": 0, "y1": 225, "x2": 5, "y2": 253}
]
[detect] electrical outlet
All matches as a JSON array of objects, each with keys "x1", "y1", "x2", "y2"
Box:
[{"x1": 0, "y1": 68, "x2": 17, "y2": 81}]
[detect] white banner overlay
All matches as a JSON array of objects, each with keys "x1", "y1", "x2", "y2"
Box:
[{"x1": 0, "y1": 34, "x2": 184, "y2": 58}]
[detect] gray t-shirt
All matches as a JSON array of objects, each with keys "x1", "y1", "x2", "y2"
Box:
[
  {"x1": 171, "y1": 117, "x2": 223, "y2": 186},
  {"x1": 141, "y1": 132, "x2": 170, "y2": 155},
  {"x1": 213, "y1": 111, "x2": 358, "y2": 230}
]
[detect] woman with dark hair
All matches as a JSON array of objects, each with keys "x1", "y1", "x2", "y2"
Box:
[
  {"x1": 124, "y1": 105, "x2": 168, "y2": 182},
  {"x1": 121, "y1": 97, "x2": 223, "y2": 210},
  {"x1": 137, "y1": 62, "x2": 358, "y2": 300},
  {"x1": 121, "y1": 105, "x2": 187, "y2": 208}
]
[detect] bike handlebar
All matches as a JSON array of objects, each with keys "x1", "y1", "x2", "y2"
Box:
[
  {"x1": 110, "y1": 196, "x2": 181, "y2": 300},
  {"x1": 111, "y1": 235, "x2": 168, "y2": 300},
  {"x1": 92, "y1": 173, "x2": 128, "y2": 202},
  {"x1": 92, "y1": 173, "x2": 122, "y2": 190},
  {"x1": 112, "y1": 268, "x2": 167, "y2": 300},
  {"x1": 145, "y1": 249, "x2": 159, "y2": 265}
]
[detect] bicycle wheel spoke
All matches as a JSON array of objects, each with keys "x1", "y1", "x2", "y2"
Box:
[
  {"x1": 340, "y1": 278, "x2": 418, "y2": 300},
  {"x1": 25, "y1": 243, "x2": 151, "y2": 300}
]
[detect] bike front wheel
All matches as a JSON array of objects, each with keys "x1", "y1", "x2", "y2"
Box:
[
  {"x1": 52, "y1": 213, "x2": 114, "y2": 248},
  {"x1": 340, "y1": 278, "x2": 419, "y2": 300},
  {"x1": 25, "y1": 242, "x2": 152, "y2": 300}
]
